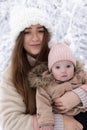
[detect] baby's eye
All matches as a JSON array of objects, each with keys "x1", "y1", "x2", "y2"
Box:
[
  {"x1": 56, "y1": 66, "x2": 60, "y2": 69},
  {"x1": 66, "y1": 65, "x2": 71, "y2": 68}
]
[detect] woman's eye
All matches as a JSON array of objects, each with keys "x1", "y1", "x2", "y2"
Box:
[
  {"x1": 38, "y1": 30, "x2": 45, "y2": 33},
  {"x1": 24, "y1": 31, "x2": 31, "y2": 34}
]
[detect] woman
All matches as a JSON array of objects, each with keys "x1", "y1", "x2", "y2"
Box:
[{"x1": 0, "y1": 6, "x2": 85, "y2": 130}]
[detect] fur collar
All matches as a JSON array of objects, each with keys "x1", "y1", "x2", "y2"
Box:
[{"x1": 28, "y1": 60, "x2": 85, "y2": 88}]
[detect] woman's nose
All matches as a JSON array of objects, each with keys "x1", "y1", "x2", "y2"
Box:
[{"x1": 32, "y1": 33, "x2": 38, "y2": 41}]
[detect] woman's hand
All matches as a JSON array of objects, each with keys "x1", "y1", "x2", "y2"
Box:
[
  {"x1": 33, "y1": 115, "x2": 54, "y2": 130},
  {"x1": 63, "y1": 115, "x2": 83, "y2": 130},
  {"x1": 33, "y1": 115, "x2": 40, "y2": 130},
  {"x1": 55, "y1": 91, "x2": 81, "y2": 113},
  {"x1": 80, "y1": 84, "x2": 87, "y2": 92},
  {"x1": 40, "y1": 126, "x2": 54, "y2": 130}
]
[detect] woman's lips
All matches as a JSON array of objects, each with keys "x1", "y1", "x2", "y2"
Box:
[{"x1": 30, "y1": 44, "x2": 41, "y2": 47}]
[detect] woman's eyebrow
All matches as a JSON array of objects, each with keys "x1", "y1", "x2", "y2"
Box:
[{"x1": 37, "y1": 26, "x2": 44, "y2": 29}]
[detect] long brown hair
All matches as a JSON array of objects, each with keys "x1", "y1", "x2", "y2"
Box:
[{"x1": 11, "y1": 27, "x2": 50, "y2": 115}]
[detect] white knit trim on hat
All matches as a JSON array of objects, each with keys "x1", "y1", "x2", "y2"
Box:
[{"x1": 9, "y1": 6, "x2": 53, "y2": 41}]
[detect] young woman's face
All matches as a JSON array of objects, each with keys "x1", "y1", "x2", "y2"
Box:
[
  {"x1": 23, "y1": 24, "x2": 45, "y2": 57},
  {"x1": 51, "y1": 60, "x2": 74, "y2": 81}
]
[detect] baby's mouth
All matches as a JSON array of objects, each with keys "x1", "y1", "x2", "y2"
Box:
[{"x1": 62, "y1": 75, "x2": 67, "y2": 77}]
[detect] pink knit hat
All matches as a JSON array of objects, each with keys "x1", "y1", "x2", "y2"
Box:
[{"x1": 48, "y1": 43, "x2": 76, "y2": 71}]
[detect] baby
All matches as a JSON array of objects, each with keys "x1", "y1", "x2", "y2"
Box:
[{"x1": 28, "y1": 42, "x2": 87, "y2": 130}]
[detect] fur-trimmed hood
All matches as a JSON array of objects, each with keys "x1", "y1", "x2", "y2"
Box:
[{"x1": 28, "y1": 61, "x2": 85, "y2": 88}]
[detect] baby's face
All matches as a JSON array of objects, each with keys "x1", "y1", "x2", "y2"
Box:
[{"x1": 51, "y1": 60, "x2": 74, "y2": 82}]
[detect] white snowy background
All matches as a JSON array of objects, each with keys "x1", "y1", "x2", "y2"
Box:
[
  {"x1": 0, "y1": 0, "x2": 87, "y2": 129},
  {"x1": 0, "y1": 0, "x2": 87, "y2": 80}
]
